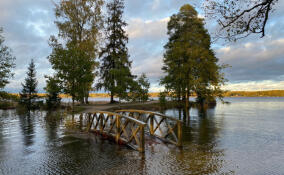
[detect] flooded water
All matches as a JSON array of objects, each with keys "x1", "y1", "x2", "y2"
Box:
[
  {"x1": 0, "y1": 97, "x2": 284, "y2": 175},
  {"x1": 60, "y1": 97, "x2": 159, "y2": 103},
  {"x1": 61, "y1": 97, "x2": 116, "y2": 102}
]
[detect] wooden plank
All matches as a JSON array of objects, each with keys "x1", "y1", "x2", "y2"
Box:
[
  {"x1": 139, "y1": 125, "x2": 145, "y2": 152},
  {"x1": 177, "y1": 121, "x2": 182, "y2": 147},
  {"x1": 116, "y1": 114, "x2": 121, "y2": 143}
]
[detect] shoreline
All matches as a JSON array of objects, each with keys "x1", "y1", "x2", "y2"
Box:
[
  {"x1": 6, "y1": 90, "x2": 284, "y2": 98},
  {"x1": 2, "y1": 96, "x2": 284, "y2": 111}
]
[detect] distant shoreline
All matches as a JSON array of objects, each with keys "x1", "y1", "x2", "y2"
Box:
[{"x1": 7, "y1": 90, "x2": 284, "y2": 98}]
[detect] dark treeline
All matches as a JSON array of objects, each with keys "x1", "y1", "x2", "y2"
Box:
[{"x1": 224, "y1": 90, "x2": 284, "y2": 97}]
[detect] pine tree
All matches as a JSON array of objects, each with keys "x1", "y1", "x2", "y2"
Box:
[
  {"x1": 161, "y1": 4, "x2": 226, "y2": 106},
  {"x1": 97, "y1": 0, "x2": 134, "y2": 103},
  {"x1": 20, "y1": 59, "x2": 38, "y2": 109},
  {"x1": 128, "y1": 73, "x2": 150, "y2": 102},
  {"x1": 44, "y1": 75, "x2": 61, "y2": 109},
  {"x1": 137, "y1": 73, "x2": 150, "y2": 102},
  {"x1": 0, "y1": 28, "x2": 15, "y2": 89}
]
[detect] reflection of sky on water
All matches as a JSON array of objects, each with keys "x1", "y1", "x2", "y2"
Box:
[
  {"x1": 60, "y1": 96, "x2": 196, "y2": 102},
  {"x1": 0, "y1": 97, "x2": 284, "y2": 174},
  {"x1": 60, "y1": 97, "x2": 160, "y2": 102}
]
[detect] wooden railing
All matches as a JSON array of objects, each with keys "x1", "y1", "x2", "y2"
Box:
[
  {"x1": 115, "y1": 110, "x2": 182, "y2": 147},
  {"x1": 78, "y1": 111, "x2": 146, "y2": 152}
]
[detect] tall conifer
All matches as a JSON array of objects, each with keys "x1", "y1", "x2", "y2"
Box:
[
  {"x1": 98, "y1": 0, "x2": 134, "y2": 103},
  {"x1": 20, "y1": 59, "x2": 38, "y2": 109},
  {"x1": 0, "y1": 28, "x2": 15, "y2": 89},
  {"x1": 161, "y1": 4, "x2": 226, "y2": 106}
]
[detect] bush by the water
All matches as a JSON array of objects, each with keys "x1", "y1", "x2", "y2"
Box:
[
  {"x1": 0, "y1": 91, "x2": 19, "y2": 109},
  {"x1": 0, "y1": 91, "x2": 19, "y2": 101},
  {"x1": 159, "y1": 92, "x2": 167, "y2": 107}
]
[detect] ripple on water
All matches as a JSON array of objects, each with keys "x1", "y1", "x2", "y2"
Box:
[{"x1": 1, "y1": 98, "x2": 284, "y2": 174}]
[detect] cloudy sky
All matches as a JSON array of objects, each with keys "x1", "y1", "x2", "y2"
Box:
[{"x1": 1, "y1": 0, "x2": 284, "y2": 92}]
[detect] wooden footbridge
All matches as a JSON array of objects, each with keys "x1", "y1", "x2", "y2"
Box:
[{"x1": 75, "y1": 110, "x2": 182, "y2": 152}]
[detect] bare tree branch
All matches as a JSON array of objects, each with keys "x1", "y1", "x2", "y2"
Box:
[{"x1": 203, "y1": 0, "x2": 278, "y2": 41}]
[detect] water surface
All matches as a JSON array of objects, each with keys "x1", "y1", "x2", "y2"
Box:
[{"x1": 0, "y1": 97, "x2": 284, "y2": 175}]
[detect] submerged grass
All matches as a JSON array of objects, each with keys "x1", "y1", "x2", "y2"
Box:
[{"x1": 0, "y1": 101, "x2": 17, "y2": 109}]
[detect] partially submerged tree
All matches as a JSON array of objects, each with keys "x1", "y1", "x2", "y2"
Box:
[
  {"x1": 161, "y1": 4, "x2": 226, "y2": 106},
  {"x1": 44, "y1": 75, "x2": 61, "y2": 109},
  {"x1": 136, "y1": 73, "x2": 150, "y2": 102},
  {"x1": 203, "y1": 0, "x2": 279, "y2": 41},
  {"x1": 97, "y1": 0, "x2": 135, "y2": 103},
  {"x1": 0, "y1": 28, "x2": 15, "y2": 89},
  {"x1": 48, "y1": 0, "x2": 103, "y2": 105},
  {"x1": 20, "y1": 59, "x2": 38, "y2": 109},
  {"x1": 49, "y1": 44, "x2": 96, "y2": 105},
  {"x1": 129, "y1": 73, "x2": 150, "y2": 102}
]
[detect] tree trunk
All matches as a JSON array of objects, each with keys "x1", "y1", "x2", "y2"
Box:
[
  {"x1": 84, "y1": 88, "x2": 89, "y2": 104},
  {"x1": 177, "y1": 90, "x2": 181, "y2": 102},
  {"x1": 84, "y1": 96, "x2": 89, "y2": 104},
  {"x1": 72, "y1": 98, "x2": 75, "y2": 112},
  {"x1": 28, "y1": 92, "x2": 32, "y2": 110},
  {"x1": 110, "y1": 92, "x2": 114, "y2": 103},
  {"x1": 80, "y1": 98, "x2": 84, "y2": 104},
  {"x1": 185, "y1": 90, "x2": 189, "y2": 109}
]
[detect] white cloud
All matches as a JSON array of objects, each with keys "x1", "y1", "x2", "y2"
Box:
[
  {"x1": 132, "y1": 55, "x2": 164, "y2": 79},
  {"x1": 152, "y1": 0, "x2": 161, "y2": 10},
  {"x1": 126, "y1": 17, "x2": 169, "y2": 39},
  {"x1": 149, "y1": 84, "x2": 165, "y2": 92},
  {"x1": 217, "y1": 38, "x2": 284, "y2": 82},
  {"x1": 223, "y1": 81, "x2": 284, "y2": 91}
]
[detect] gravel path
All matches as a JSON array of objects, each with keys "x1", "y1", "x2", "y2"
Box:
[{"x1": 80, "y1": 100, "x2": 159, "y2": 113}]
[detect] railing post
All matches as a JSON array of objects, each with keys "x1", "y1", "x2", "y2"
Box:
[
  {"x1": 86, "y1": 113, "x2": 91, "y2": 131},
  {"x1": 100, "y1": 114, "x2": 104, "y2": 133},
  {"x1": 116, "y1": 114, "x2": 121, "y2": 143},
  {"x1": 79, "y1": 114, "x2": 83, "y2": 130},
  {"x1": 150, "y1": 114, "x2": 154, "y2": 135},
  {"x1": 139, "y1": 125, "x2": 145, "y2": 152},
  {"x1": 177, "y1": 121, "x2": 182, "y2": 147}
]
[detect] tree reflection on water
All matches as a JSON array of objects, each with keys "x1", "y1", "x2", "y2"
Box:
[
  {"x1": 161, "y1": 106, "x2": 233, "y2": 175},
  {"x1": 0, "y1": 106, "x2": 235, "y2": 175}
]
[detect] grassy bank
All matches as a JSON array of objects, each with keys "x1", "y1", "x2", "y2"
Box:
[
  {"x1": 8, "y1": 90, "x2": 284, "y2": 99},
  {"x1": 10, "y1": 93, "x2": 161, "y2": 98},
  {"x1": 2, "y1": 90, "x2": 284, "y2": 111},
  {"x1": 0, "y1": 101, "x2": 18, "y2": 109}
]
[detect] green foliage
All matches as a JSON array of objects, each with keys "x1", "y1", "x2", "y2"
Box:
[
  {"x1": 48, "y1": 44, "x2": 96, "y2": 103},
  {"x1": 137, "y1": 73, "x2": 150, "y2": 102},
  {"x1": 128, "y1": 73, "x2": 150, "y2": 102},
  {"x1": 97, "y1": 0, "x2": 135, "y2": 103},
  {"x1": 0, "y1": 91, "x2": 19, "y2": 101},
  {"x1": 44, "y1": 76, "x2": 61, "y2": 109},
  {"x1": 0, "y1": 101, "x2": 17, "y2": 109},
  {"x1": 0, "y1": 28, "x2": 15, "y2": 89},
  {"x1": 161, "y1": 4, "x2": 227, "y2": 105},
  {"x1": 158, "y1": 91, "x2": 167, "y2": 107},
  {"x1": 20, "y1": 59, "x2": 38, "y2": 109},
  {"x1": 49, "y1": 0, "x2": 103, "y2": 104}
]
